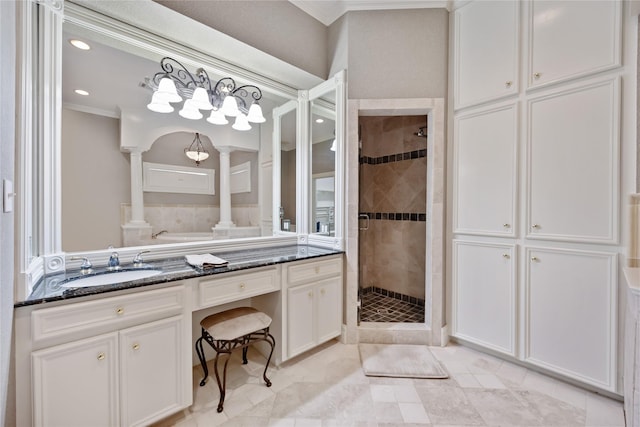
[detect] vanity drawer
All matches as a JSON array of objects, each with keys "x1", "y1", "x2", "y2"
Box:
[
  {"x1": 199, "y1": 267, "x2": 279, "y2": 308},
  {"x1": 286, "y1": 256, "x2": 343, "y2": 285},
  {"x1": 32, "y1": 285, "x2": 185, "y2": 343}
]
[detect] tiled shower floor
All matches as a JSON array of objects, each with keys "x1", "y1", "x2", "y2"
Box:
[{"x1": 360, "y1": 291, "x2": 424, "y2": 323}]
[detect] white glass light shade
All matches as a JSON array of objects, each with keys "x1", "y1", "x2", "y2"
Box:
[
  {"x1": 155, "y1": 77, "x2": 182, "y2": 103},
  {"x1": 147, "y1": 92, "x2": 174, "y2": 113},
  {"x1": 246, "y1": 102, "x2": 266, "y2": 123},
  {"x1": 232, "y1": 113, "x2": 251, "y2": 131},
  {"x1": 178, "y1": 99, "x2": 203, "y2": 120},
  {"x1": 206, "y1": 109, "x2": 229, "y2": 125},
  {"x1": 185, "y1": 150, "x2": 209, "y2": 162},
  {"x1": 221, "y1": 95, "x2": 240, "y2": 117},
  {"x1": 190, "y1": 87, "x2": 213, "y2": 110},
  {"x1": 330, "y1": 138, "x2": 337, "y2": 152}
]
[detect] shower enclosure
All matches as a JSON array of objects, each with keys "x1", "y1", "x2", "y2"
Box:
[{"x1": 358, "y1": 115, "x2": 428, "y2": 323}]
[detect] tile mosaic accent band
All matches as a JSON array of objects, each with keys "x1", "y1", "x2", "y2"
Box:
[
  {"x1": 361, "y1": 286, "x2": 425, "y2": 307},
  {"x1": 360, "y1": 212, "x2": 426, "y2": 222},
  {"x1": 359, "y1": 148, "x2": 427, "y2": 165}
]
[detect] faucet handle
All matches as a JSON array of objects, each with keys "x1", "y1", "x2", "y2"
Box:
[
  {"x1": 70, "y1": 256, "x2": 93, "y2": 272},
  {"x1": 133, "y1": 250, "x2": 151, "y2": 267}
]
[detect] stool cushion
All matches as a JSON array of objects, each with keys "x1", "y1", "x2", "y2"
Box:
[{"x1": 201, "y1": 307, "x2": 272, "y2": 341}]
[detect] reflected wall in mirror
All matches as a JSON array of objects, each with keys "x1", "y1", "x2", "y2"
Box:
[
  {"x1": 280, "y1": 107, "x2": 297, "y2": 233},
  {"x1": 310, "y1": 104, "x2": 336, "y2": 236},
  {"x1": 60, "y1": 22, "x2": 285, "y2": 252}
]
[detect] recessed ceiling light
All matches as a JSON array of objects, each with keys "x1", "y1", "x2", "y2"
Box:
[
  {"x1": 69, "y1": 39, "x2": 91, "y2": 50},
  {"x1": 74, "y1": 89, "x2": 89, "y2": 96},
  {"x1": 315, "y1": 118, "x2": 324, "y2": 123}
]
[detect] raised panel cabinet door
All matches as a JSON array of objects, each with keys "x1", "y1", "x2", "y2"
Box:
[
  {"x1": 527, "y1": 78, "x2": 619, "y2": 243},
  {"x1": 525, "y1": 248, "x2": 617, "y2": 391},
  {"x1": 32, "y1": 333, "x2": 119, "y2": 427},
  {"x1": 315, "y1": 277, "x2": 343, "y2": 344},
  {"x1": 119, "y1": 316, "x2": 186, "y2": 427},
  {"x1": 454, "y1": 104, "x2": 517, "y2": 236},
  {"x1": 452, "y1": 241, "x2": 516, "y2": 356},
  {"x1": 528, "y1": 0, "x2": 621, "y2": 88},
  {"x1": 454, "y1": 0, "x2": 519, "y2": 109},
  {"x1": 287, "y1": 282, "x2": 316, "y2": 358}
]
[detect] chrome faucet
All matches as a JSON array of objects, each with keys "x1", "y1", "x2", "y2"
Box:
[
  {"x1": 70, "y1": 256, "x2": 93, "y2": 274},
  {"x1": 107, "y1": 247, "x2": 120, "y2": 271},
  {"x1": 152, "y1": 230, "x2": 168, "y2": 239},
  {"x1": 133, "y1": 250, "x2": 150, "y2": 267}
]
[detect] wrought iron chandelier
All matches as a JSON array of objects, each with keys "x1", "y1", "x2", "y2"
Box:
[
  {"x1": 185, "y1": 133, "x2": 209, "y2": 166},
  {"x1": 144, "y1": 57, "x2": 266, "y2": 131}
]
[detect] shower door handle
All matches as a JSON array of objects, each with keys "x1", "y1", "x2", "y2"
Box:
[{"x1": 359, "y1": 214, "x2": 370, "y2": 231}]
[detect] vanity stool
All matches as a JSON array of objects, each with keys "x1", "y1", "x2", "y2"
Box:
[{"x1": 195, "y1": 307, "x2": 275, "y2": 413}]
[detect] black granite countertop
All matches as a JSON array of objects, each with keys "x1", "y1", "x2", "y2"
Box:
[{"x1": 16, "y1": 245, "x2": 343, "y2": 308}]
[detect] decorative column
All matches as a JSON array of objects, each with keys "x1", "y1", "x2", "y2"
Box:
[
  {"x1": 122, "y1": 148, "x2": 152, "y2": 245},
  {"x1": 215, "y1": 146, "x2": 235, "y2": 228}
]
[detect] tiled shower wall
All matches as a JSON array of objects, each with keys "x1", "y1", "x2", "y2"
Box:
[{"x1": 359, "y1": 116, "x2": 428, "y2": 300}]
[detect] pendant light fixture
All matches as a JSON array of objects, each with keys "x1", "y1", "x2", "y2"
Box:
[
  {"x1": 142, "y1": 57, "x2": 266, "y2": 131},
  {"x1": 184, "y1": 133, "x2": 210, "y2": 166}
]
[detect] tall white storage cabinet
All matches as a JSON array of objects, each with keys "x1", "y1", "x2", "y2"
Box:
[{"x1": 451, "y1": 0, "x2": 622, "y2": 392}]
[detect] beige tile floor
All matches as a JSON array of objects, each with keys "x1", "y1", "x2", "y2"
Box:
[{"x1": 154, "y1": 340, "x2": 625, "y2": 427}]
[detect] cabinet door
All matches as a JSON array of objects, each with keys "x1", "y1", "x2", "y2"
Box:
[
  {"x1": 528, "y1": 1, "x2": 621, "y2": 88},
  {"x1": 452, "y1": 241, "x2": 516, "y2": 356},
  {"x1": 315, "y1": 277, "x2": 342, "y2": 344},
  {"x1": 527, "y1": 78, "x2": 619, "y2": 243},
  {"x1": 454, "y1": 104, "x2": 517, "y2": 236},
  {"x1": 525, "y1": 247, "x2": 616, "y2": 391},
  {"x1": 288, "y1": 282, "x2": 316, "y2": 358},
  {"x1": 32, "y1": 333, "x2": 119, "y2": 427},
  {"x1": 120, "y1": 316, "x2": 186, "y2": 427},
  {"x1": 454, "y1": 1, "x2": 519, "y2": 109}
]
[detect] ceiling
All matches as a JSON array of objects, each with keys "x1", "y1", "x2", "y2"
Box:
[{"x1": 288, "y1": 0, "x2": 449, "y2": 25}]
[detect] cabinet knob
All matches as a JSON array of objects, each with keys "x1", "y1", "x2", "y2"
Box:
[
  {"x1": 133, "y1": 343, "x2": 140, "y2": 351},
  {"x1": 502, "y1": 254, "x2": 510, "y2": 259},
  {"x1": 239, "y1": 283, "x2": 246, "y2": 290},
  {"x1": 534, "y1": 72, "x2": 541, "y2": 79},
  {"x1": 505, "y1": 81, "x2": 512, "y2": 88},
  {"x1": 308, "y1": 291, "x2": 313, "y2": 297},
  {"x1": 97, "y1": 352, "x2": 105, "y2": 361},
  {"x1": 321, "y1": 288, "x2": 326, "y2": 295},
  {"x1": 531, "y1": 224, "x2": 540, "y2": 229},
  {"x1": 503, "y1": 223, "x2": 510, "y2": 228},
  {"x1": 116, "y1": 307, "x2": 124, "y2": 315},
  {"x1": 314, "y1": 266, "x2": 320, "y2": 274},
  {"x1": 531, "y1": 256, "x2": 539, "y2": 262}
]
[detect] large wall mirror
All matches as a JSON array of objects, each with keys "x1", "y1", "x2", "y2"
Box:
[{"x1": 18, "y1": 0, "x2": 345, "y2": 297}]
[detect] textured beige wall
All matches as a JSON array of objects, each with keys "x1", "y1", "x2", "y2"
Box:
[
  {"x1": 154, "y1": 0, "x2": 328, "y2": 79},
  {"x1": 344, "y1": 9, "x2": 448, "y2": 99},
  {"x1": 61, "y1": 109, "x2": 130, "y2": 252},
  {"x1": 359, "y1": 116, "x2": 428, "y2": 299}
]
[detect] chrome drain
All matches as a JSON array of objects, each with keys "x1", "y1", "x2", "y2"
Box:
[{"x1": 376, "y1": 308, "x2": 392, "y2": 314}]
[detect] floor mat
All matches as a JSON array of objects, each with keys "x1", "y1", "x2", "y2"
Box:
[{"x1": 358, "y1": 343, "x2": 448, "y2": 379}]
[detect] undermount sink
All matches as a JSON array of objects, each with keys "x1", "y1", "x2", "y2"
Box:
[{"x1": 60, "y1": 269, "x2": 163, "y2": 288}]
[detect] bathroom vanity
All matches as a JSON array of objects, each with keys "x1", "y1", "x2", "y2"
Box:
[{"x1": 14, "y1": 245, "x2": 344, "y2": 427}]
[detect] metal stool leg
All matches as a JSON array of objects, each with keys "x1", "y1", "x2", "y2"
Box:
[
  {"x1": 262, "y1": 333, "x2": 276, "y2": 387},
  {"x1": 195, "y1": 333, "x2": 209, "y2": 387},
  {"x1": 213, "y1": 350, "x2": 232, "y2": 413},
  {"x1": 242, "y1": 346, "x2": 248, "y2": 364}
]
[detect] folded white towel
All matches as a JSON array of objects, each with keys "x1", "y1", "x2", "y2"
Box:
[{"x1": 185, "y1": 254, "x2": 229, "y2": 269}]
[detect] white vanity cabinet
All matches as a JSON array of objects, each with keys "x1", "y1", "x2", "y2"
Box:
[
  {"x1": 284, "y1": 255, "x2": 343, "y2": 360},
  {"x1": 32, "y1": 333, "x2": 119, "y2": 427},
  {"x1": 25, "y1": 285, "x2": 191, "y2": 427},
  {"x1": 524, "y1": 247, "x2": 617, "y2": 390},
  {"x1": 453, "y1": 103, "x2": 517, "y2": 236},
  {"x1": 452, "y1": 241, "x2": 516, "y2": 356},
  {"x1": 454, "y1": 0, "x2": 519, "y2": 110},
  {"x1": 527, "y1": 1, "x2": 621, "y2": 89}
]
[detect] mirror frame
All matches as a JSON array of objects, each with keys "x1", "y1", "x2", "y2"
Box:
[{"x1": 16, "y1": 0, "x2": 348, "y2": 300}]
